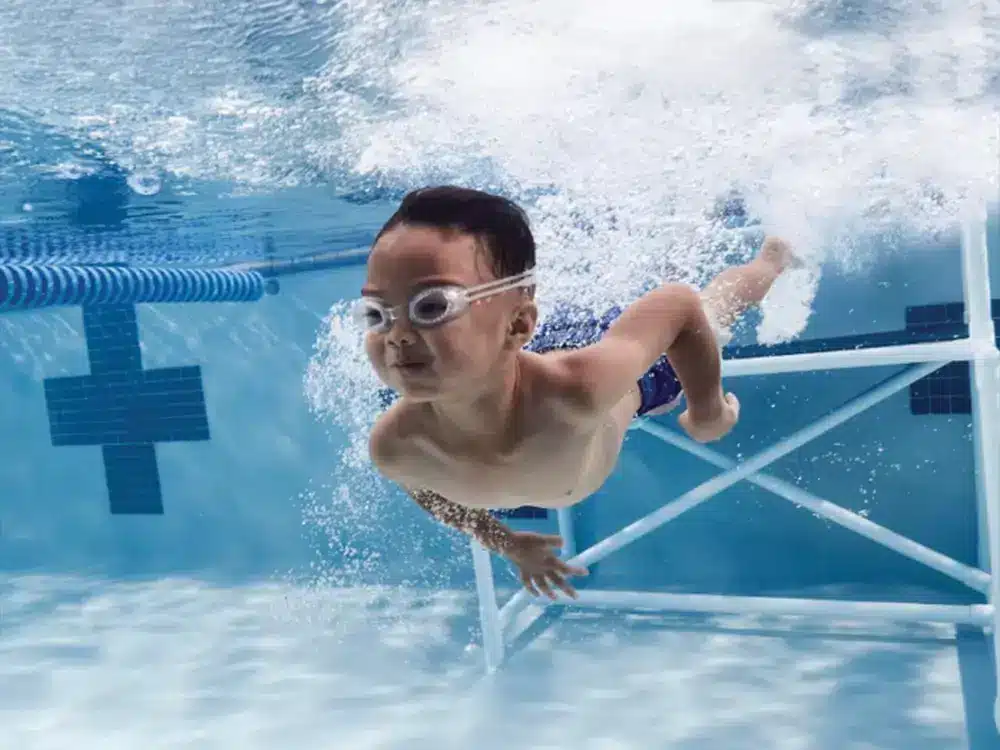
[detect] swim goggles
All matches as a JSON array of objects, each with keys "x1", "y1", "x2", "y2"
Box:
[{"x1": 352, "y1": 268, "x2": 536, "y2": 333}]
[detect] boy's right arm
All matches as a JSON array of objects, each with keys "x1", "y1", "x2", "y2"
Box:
[{"x1": 407, "y1": 487, "x2": 515, "y2": 554}]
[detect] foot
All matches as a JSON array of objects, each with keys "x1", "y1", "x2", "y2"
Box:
[{"x1": 757, "y1": 236, "x2": 799, "y2": 274}]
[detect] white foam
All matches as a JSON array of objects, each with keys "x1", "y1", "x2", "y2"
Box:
[
  {"x1": 314, "y1": 0, "x2": 997, "y2": 312},
  {"x1": 758, "y1": 266, "x2": 823, "y2": 345}
]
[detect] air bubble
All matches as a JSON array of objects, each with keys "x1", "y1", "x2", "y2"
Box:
[{"x1": 127, "y1": 172, "x2": 162, "y2": 196}]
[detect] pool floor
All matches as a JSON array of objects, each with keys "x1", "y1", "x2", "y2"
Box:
[{"x1": 2, "y1": 576, "x2": 996, "y2": 749}]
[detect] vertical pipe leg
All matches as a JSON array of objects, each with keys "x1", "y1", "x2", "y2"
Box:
[
  {"x1": 470, "y1": 539, "x2": 505, "y2": 672},
  {"x1": 557, "y1": 507, "x2": 577, "y2": 559},
  {"x1": 959, "y1": 208, "x2": 1000, "y2": 730},
  {"x1": 972, "y1": 357, "x2": 1000, "y2": 732},
  {"x1": 962, "y1": 212, "x2": 997, "y2": 573}
]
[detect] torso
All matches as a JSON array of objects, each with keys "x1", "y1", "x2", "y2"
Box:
[{"x1": 384, "y1": 352, "x2": 638, "y2": 509}]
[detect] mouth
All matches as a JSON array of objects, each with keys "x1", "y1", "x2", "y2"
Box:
[{"x1": 390, "y1": 361, "x2": 430, "y2": 373}]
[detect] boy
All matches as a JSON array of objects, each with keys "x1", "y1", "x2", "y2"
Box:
[{"x1": 360, "y1": 187, "x2": 792, "y2": 600}]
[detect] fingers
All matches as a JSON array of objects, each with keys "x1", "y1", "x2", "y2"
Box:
[
  {"x1": 520, "y1": 561, "x2": 587, "y2": 601},
  {"x1": 556, "y1": 558, "x2": 589, "y2": 578},
  {"x1": 535, "y1": 576, "x2": 557, "y2": 600},
  {"x1": 550, "y1": 572, "x2": 578, "y2": 599},
  {"x1": 519, "y1": 571, "x2": 540, "y2": 598},
  {"x1": 522, "y1": 572, "x2": 566, "y2": 601}
]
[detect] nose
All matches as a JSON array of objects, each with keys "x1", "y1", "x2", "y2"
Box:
[{"x1": 385, "y1": 316, "x2": 417, "y2": 347}]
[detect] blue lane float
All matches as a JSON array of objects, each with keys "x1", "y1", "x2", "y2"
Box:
[
  {"x1": 0, "y1": 227, "x2": 263, "y2": 266},
  {"x1": 0, "y1": 264, "x2": 269, "y2": 311}
]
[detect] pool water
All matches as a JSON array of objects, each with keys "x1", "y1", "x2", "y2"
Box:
[{"x1": 2, "y1": 0, "x2": 1000, "y2": 748}]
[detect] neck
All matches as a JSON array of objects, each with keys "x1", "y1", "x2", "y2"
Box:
[{"x1": 429, "y1": 354, "x2": 522, "y2": 443}]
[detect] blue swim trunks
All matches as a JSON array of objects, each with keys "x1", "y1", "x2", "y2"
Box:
[{"x1": 525, "y1": 304, "x2": 682, "y2": 417}]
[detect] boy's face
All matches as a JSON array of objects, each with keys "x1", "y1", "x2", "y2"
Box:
[{"x1": 361, "y1": 224, "x2": 535, "y2": 401}]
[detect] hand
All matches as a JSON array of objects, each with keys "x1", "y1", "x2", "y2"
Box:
[
  {"x1": 678, "y1": 391, "x2": 740, "y2": 442},
  {"x1": 504, "y1": 532, "x2": 588, "y2": 600}
]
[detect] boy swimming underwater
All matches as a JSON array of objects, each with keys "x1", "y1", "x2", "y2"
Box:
[{"x1": 360, "y1": 187, "x2": 793, "y2": 599}]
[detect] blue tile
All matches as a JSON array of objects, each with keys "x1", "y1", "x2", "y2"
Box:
[
  {"x1": 900, "y1": 301, "x2": 1000, "y2": 415},
  {"x1": 103, "y1": 444, "x2": 163, "y2": 514},
  {"x1": 82, "y1": 304, "x2": 141, "y2": 375},
  {"x1": 931, "y1": 396, "x2": 950, "y2": 413},
  {"x1": 952, "y1": 396, "x2": 972, "y2": 413},
  {"x1": 944, "y1": 302, "x2": 965, "y2": 323},
  {"x1": 45, "y1": 371, "x2": 210, "y2": 446},
  {"x1": 492, "y1": 507, "x2": 549, "y2": 520},
  {"x1": 44, "y1": 305, "x2": 211, "y2": 514}
]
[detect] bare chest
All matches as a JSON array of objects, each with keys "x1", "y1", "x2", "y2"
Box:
[{"x1": 414, "y1": 417, "x2": 626, "y2": 510}]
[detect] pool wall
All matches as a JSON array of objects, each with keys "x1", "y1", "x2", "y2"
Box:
[{"x1": 1, "y1": 215, "x2": 997, "y2": 602}]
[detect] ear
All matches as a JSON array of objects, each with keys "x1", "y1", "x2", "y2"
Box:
[{"x1": 505, "y1": 299, "x2": 538, "y2": 350}]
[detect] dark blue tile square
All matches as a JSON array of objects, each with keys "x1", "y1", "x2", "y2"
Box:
[
  {"x1": 904, "y1": 307, "x2": 925, "y2": 326},
  {"x1": 103, "y1": 444, "x2": 163, "y2": 514},
  {"x1": 951, "y1": 396, "x2": 972, "y2": 414},
  {"x1": 944, "y1": 302, "x2": 965, "y2": 323},
  {"x1": 83, "y1": 305, "x2": 141, "y2": 375}
]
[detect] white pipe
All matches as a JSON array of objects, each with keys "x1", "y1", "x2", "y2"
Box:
[
  {"x1": 959, "y1": 206, "x2": 1000, "y2": 731},
  {"x1": 636, "y1": 420, "x2": 991, "y2": 594},
  {"x1": 470, "y1": 540, "x2": 505, "y2": 671},
  {"x1": 962, "y1": 212, "x2": 996, "y2": 576},
  {"x1": 500, "y1": 362, "x2": 941, "y2": 629},
  {"x1": 557, "y1": 508, "x2": 577, "y2": 558},
  {"x1": 545, "y1": 589, "x2": 991, "y2": 627},
  {"x1": 723, "y1": 337, "x2": 995, "y2": 378}
]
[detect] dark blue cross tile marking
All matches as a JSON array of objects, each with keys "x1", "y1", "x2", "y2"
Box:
[
  {"x1": 43, "y1": 304, "x2": 210, "y2": 514},
  {"x1": 904, "y1": 300, "x2": 1000, "y2": 416}
]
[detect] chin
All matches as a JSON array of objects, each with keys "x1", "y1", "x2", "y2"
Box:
[
  {"x1": 387, "y1": 371, "x2": 443, "y2": 400},
  {"x1": 395, "y1": 385, "x2": 447, "y2": 404}
]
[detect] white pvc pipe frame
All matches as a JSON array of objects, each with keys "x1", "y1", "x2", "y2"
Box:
[{"x1": 468, "y1": 208, "x2": 1000, "y2": 729}]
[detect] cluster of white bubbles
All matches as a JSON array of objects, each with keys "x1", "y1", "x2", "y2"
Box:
[
  {"x1": 302, "y1": 303, "x2": 474, "y2": 592},
  {"x1": 305, "y1": 5, "x2": 998, "y2": 391}
]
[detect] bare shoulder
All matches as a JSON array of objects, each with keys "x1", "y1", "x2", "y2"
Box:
[
  {"x1": 368, "y1": 401, "x2": 426, "y2": 483},
  {"x1": 520, "y1": 348, "x2": 611, "y2": 423}
]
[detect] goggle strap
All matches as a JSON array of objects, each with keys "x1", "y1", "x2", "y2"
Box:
[{"x1": 464, "y1": 269, "x2": 536, "y2": 302}]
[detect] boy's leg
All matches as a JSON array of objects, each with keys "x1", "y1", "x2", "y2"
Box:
[
  {"x1": 699, "y1": 236, "x2": 794, "y2": 330},
  {"x1": 635, "y1": 236, "x2": 794, "y2": 419}
]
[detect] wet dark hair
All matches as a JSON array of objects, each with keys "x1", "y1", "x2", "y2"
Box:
[{"x1": 374, "y1": 186, "x2": 535, "y2": 278}]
